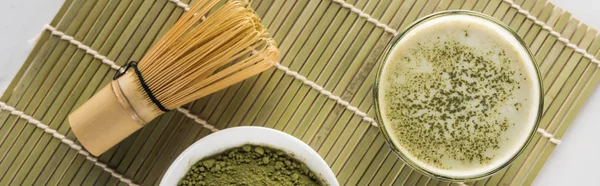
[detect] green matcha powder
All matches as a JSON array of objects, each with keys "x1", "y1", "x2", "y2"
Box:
[{"x1": 178, "y1": 145, "x2": 325, "y2": 186}]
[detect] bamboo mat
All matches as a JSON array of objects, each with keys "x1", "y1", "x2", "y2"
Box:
[{"x1": 1, "y1": 0, "x2": 599, "y2": 185}]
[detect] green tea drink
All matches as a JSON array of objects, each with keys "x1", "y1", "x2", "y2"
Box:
[{"x1": 377, "y1": 12, "x2": 541, "y2": 179}]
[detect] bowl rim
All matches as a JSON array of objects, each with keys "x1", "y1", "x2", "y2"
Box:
[{"x1": 160, "y1": 126, "x2": 339, "y2": 185}]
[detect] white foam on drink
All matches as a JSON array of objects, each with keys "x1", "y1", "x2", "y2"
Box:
[{"x1": 378, "y1": 14, "x2": 541, "y2": 178}]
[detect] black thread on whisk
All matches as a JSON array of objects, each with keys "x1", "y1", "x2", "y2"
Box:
[{"x1": 114, "y1": 61, "x2": 170, "y2": 112}]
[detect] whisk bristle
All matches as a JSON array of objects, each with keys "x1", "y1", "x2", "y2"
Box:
[{"x1": 133, "y1": 0, "x2": 279, "y2": 111}]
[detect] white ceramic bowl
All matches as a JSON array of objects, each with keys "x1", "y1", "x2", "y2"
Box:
[{"x1": 160, "y1": 126, "x2": 339, "y2": 186}]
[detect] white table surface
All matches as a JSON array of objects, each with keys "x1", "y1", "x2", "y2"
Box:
[{"x1": 0, "y1": 0, "x2": 598, "y2": 185}]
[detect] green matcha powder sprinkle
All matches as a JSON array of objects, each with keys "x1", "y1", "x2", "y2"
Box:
[{"x1": 384, "y1": 36, "x2": 523, "y2": 169}]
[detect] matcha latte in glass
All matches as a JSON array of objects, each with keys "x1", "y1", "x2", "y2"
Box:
[{"x1": 374, "y1": 11, "x2": 543, "y2": 181}]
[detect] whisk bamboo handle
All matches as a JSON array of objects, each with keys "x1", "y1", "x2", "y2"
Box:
[{"x1": 68, "y1": 71, "x2": 161, "y2": 156}]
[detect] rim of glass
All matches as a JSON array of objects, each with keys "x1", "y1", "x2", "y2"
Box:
[{"x1": 372, "y1": 10, "x2": 544, "y2": 182}]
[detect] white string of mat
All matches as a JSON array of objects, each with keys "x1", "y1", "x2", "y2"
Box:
[
  {"x1": 502, "y1": 0, "x2": 600, "y2": 67},
  {"x1": 176, "y1": 107, "x2": 219, "y2": 132},
  {"x1": 0, "y1": 102, "x2": 139, "y2": 186},
  {"x1": 43, "y1": 25, "x2": 120, "y2": 70},
  {"x1": 168, "y1": 0, "x2": 190, "y2": 11},
  {"x1": 274, "y1": 64, "x2": 379, "y2": 127},
  {"x1": 537, "y1": 128, "x2": 562, "y2": 144},
  {"x1": 330, "y1": 0, "x2": 399, "y2": 36}
]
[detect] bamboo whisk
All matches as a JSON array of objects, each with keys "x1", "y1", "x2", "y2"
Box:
[
  {"x1": 68, "y1": 0, "x2": 279, "y2": 156},
  {"x1": 139, "y1": 0, "x2": 278, "y2": 109}
]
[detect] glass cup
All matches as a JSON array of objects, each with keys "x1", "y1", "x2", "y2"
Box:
[{"x1": 373, "y1": 10, "x2": 543, "y2": 182}]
